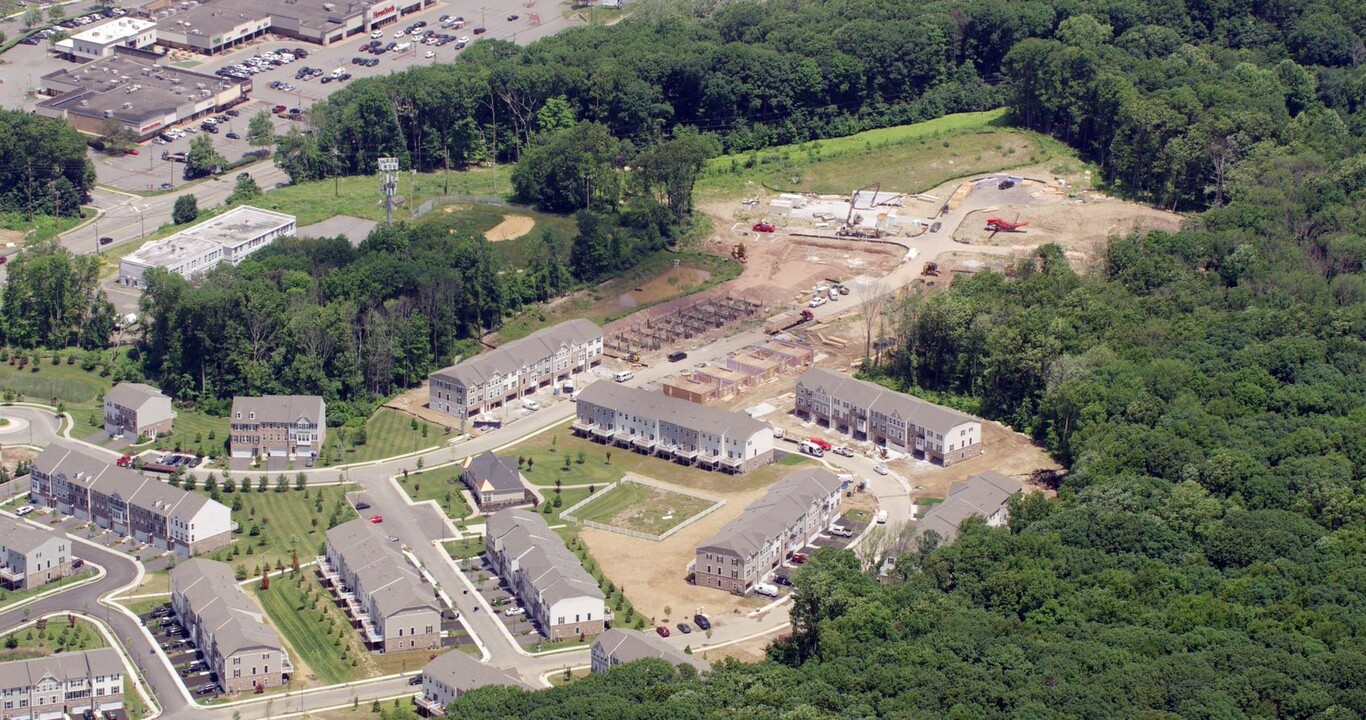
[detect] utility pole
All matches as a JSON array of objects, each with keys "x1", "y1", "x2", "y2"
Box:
[
  {"x1": 378, "y1": 157, "x2": 399, "y2": 224},
  {"x1": 331, "y1": 146, "x2": 340, "y2": 197}
]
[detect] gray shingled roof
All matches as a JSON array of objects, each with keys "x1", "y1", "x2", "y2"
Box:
[
  {"x1": 230, "y1": 395, "x2": 325, "y2": 425},
  {"x1": 697, "y1": 468, "x2": 842, "y2": 558},
  {"x1": 917, "y1": 471, "x2": 1023, "y2": 542},
  {"x1": 0, "y1": 648, "x2": 123, "y2": 692},
  {"x1": 34, "y1": 440, "x2": 217, "y2": 520},
  {"x1": 594, "y1": 629, "x2": 712, "y2": 672},
  {"x1": 421, "y1": 650, "x2": 524, "y2": 693},
  {"x1": 172, "y1": 559, "x2": 282, "y2": 658},
  {"x1": 326, "y1": 519, "x2": 437, "y2": 618},
  {"x1": 431, "y1": 319, "x2": 601, "y2": 387},
  {"x1": 798, "y1": 368, "x2": 979, "y2": 435},
  {"x1": 464, "y1": 452, "x2": 526, "y2": 495},
  {"x1": 0, "y1": 516, "x2": 66, "y2": 555},
  {"x1": 105, "y1": 382, "x2": 169, "y2": 411},
  {"x1": 487, "y1": 509, "x2": 604, "y2": 605},
  {"x1": 576, "y1": 382, "x2": 770, "y2": 439}
]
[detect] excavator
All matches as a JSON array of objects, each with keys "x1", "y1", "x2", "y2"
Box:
[
  {"x1": 732, "y1": 243, "x2": 747, "y2": 263},
  {"x1": 922, "y1": 261, "x2": 939, "y2": 276}
]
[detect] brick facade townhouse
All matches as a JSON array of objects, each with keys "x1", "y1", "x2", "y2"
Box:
[
  {"x1": 171, "y1": 559, "x2": 291, "y2": 694},
  {"x1": 0, "y1": 648, "x2": 124, "y2": 720},
  {"x1": 103, "y1": 382, "x2": 176, "y2": 441},
  {"x1": 572, "y1": 382, "x2": 776, "y2": 474},
  {"x1": 429, "y1": 319, "x2": 603, "y2": 421},
  {"x1": 591, "y1": 629, "x2": 712, "y2": 674},
  {"x1": 485, "y1": 509, "x2": 605, "y2": 641},
  {"x1": 694, "y1": 468, "x2": 843, "y2": 595},
  {"x1": 415, "y1": 651, "x2": 523, "y2": 716},
  {"x1": 30, "y1": 441, "x2": 232, "y2": 556},
  {"x1": 229, "y1": 395, "x2": 326, "y2": 460},
  {"x1": 321, "y1": 519, "x2": 441, "y2": 653},
  {"x1": 795, "y1": 368, "x2": 983, "y2": 466},
  {"x1": 0, "y1": 518, "x2": 72, "y2": 591}
]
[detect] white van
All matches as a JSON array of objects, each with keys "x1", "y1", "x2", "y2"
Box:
[
  {"x1": 613, "y1": 371, "x2": 634, "y2": 383},
  {"x1": 799, "y1": 439, "x2": 824, "y2": 457},
  {"x1": 753, "y1": 583, "x2": 780, "y2": 598},
  {"x1": 395, "y1": 42, "x2": 411, "y2": 52},
  {"x1": 874, "y1": 509, "x2": 889, "y2": 524}
]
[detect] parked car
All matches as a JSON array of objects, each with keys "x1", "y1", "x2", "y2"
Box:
[
  {"x1": 668, "y1": 350, "x2": 688, "y2": 362},
  {"x1": 693, "y1": 614, "x2": 711, "y2": 631},
  {"x1": 15, "y1": 505, "x2": 33, "y2": 516},
  {"x1": 226, "y1": 132, "x2": 240, "y2": 139},
  {"x1": 676, "y1": 622, "x2": 692, "y2": 634},
  {"x1": 828, "y1": 524, "x2": 854, "y2": 538},
  {"x1": 790, "y1": 553, "x2": 808, "y2": 564},
  {"x1": 369, "y1": 515, "x2": 383, "y2": 523},
  {"x1": 874, "y1": 464, "x2": 889, "y2": 476},
  {"x1": 655, "y1": 626, "x2": 670, "y2": 638},
  {"x1": 808, "y1": 296, "x2": 827, "y2": 308},
  {"x1": 388, "y1": 535, "x2": 400, "y2": 542},
  {"x1": 773, "y1": 574, "x2": 793, "y2": 587},
  {"x1": 354, "y1": 501, "x2": 371, "y2": 510},
  {"x1": 472, "y1": 26, "x2": 486, "y2": 34},
  {"x1": 832, "y1": 446, "x2": 853, "y2": 457},
  {"x1": 73, "y1": 558, "x2": 86, "y2": 569},
  {"x1": 507, "y1": 14, "x2": 520, "y2": 20},
  {"x1": 522, "y1": 399, "x2": 540, "y2": 411},
  {"x1": 196, "y1": 685, "x2": 216, "y2": 696},
  {"x1": 504, "y1": 606, "x2": 526, "y2": 617},
  {"x1": 753, "y1": 583, "x2": 780, "y2": 597}
]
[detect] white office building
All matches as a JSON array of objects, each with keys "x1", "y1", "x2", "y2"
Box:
[
  {"x1": 118, "y1": 206, "x2": 296, "y2": 288},
  {"x1": 54, "y1": 17, "x2": 158, "y2": 61}
]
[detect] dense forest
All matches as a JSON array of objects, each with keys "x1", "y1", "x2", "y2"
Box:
[{"x1": 0, "y1": 109, "x2": 94, "y2": 218}]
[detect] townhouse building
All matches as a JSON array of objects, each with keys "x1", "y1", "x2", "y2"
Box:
[
  {"x1": 694, "y1": 468, "x2": 843, "y2": 595},
  {"x1": 461, "y1": 451, "x2": 531, "y2": 510},
  {"x1": 29, "y1": 441, "x2": 231, "y2": 556},
  {"x1": 229, "y1": 395, "x2": 326, "y2": 460},
  {"x1": 573, "y1": 382, "x2": 775, "y2": 474},
  {"x1": 591, "y1": 629, "x2": 712, "y2": 674},
  {"x1": 0, "y1": 518, "x2": 71, "y2": 591},
  {"x1": 321, "y1": 519, "x2": 441, "y2": 653},
  {"x1": 917, "y1": 471, "x2": 1023, "y2": 543},
  {"x1": 795, "y1": 368, "x2": 983, "y2": 466},
  {"x1": 429, "y1": 319, "x2": 603, "y2": 421},
  {"x1": 103, "y1": 382, "x2": 176, "y2": 441},
  {"x1": 171, "y1": 559, "x2": 291, "y2": 693},
  {"x1": 0, "y1": 649, "x2": 124, "y2": 720},
  {"x1": 485, "y1": 509, "x2": 605, "y2": 641},
  {"x1": 416, "y1": 651, "x2": 523, "y2": 715}
]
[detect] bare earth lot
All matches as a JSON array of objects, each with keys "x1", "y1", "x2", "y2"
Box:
[{"x1": 572, "y1": 478, "x2": 718, "y2": 537}]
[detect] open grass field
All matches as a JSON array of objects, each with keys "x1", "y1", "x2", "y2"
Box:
[
  {"x1": 0, "y1": 569, "x2": 97, "y2": 613},
  {"x1": 570, "y1": 480, "x2": 718, "y2": 537},
  {"x1": 413, "y1": 202, "x2": 577, "y2": 270},
  {"x1": 0, "y1": 616, "x2": 107, "y2": 662},
  {"x1": 323, "y1": 408, "x2": 439, "y2": 466},
  {"x1": 194, "y1": 483, "x2": 359, "y2": 572},
  {"x1": 1, "y1": 210, "x2": 92, "y2": 243},
  {"x1": 397, "y1": 468, "x2": 472, "y2": 520},
  {"x1": 253, "y1": 571, "x2": 360, "y2": 686},
  {"x1": 695, "y1": 109, "x2": 1068, "y2": 199}
]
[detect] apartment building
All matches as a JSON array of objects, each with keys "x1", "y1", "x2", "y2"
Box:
[
  {"x1": 591, "y1": 629, "x2": 712, "y2": 674},
  {"x1": 30, "y1": 441, "x2": 232, "y2": 556},
  {"x1": 429, "y1": 319, "x2": 603, "y2": 421},
  {"x1": 694, "y1": 468, "x2": 843, "y2": 595},
  {"x1": 171, "y1": 559, "x2": 291, "y2": 693},
  {"x1": 917, "y1": 471, "x2": 1023, "y2": 543},
  {"x1": 229, "y1": 395, "x2": 326, "y2": 460},
  {"x1": 795, "y1": 368, "x2": 983, "y2": 466},
  {"x1": 573, "y1": 382, "x2": 775, "y2": 474},
  {"x1": 118, "y1": 207, "x2": 297, "y2": 287},
  {"x1": 321, "y1": 519, "x2": 441, "y2": 653},
  {"x1": 103, "y1": 382, "x2": 176, "y2": 441},
  {"x1": 485, "y1": 509, "x2": 605, "y2": 641},
  {"x1": 461, "y1": 451, "x2": 531, "y2": 510},
  {"x1": 0, "y1": 518, "x2": 71, "y2": 591},
  {"x1": 0, "y1": 649, "x2": 124, "y2": 720},
  {"x1": 416, "y1": 651, "x2": 523, "y2": 715}
]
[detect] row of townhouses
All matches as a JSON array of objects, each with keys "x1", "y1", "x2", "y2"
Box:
[
  {"x1": 485, "y1": 509, "x2": 606, "y2": 640},
  {"x1": 590, "y1": 629, "x2": 712, "y2": 675},
  {"x1": 694, "y1": 468, "x2": 844, "y2": 595},
  {"x1": 102, "y1": 382, "x2": 176, "y2": 442},
  {"x1": 429, "y1": 319, "x2": 603, "y2": 421},
  {"x1": 229, "y1": 395, "x2": 327, "y2": 460},
  {"x1": 573, "y1": 382, "x2": 776, "y2": 474},
  {"x1": 916, "y1": 471, "x2": 1023, "y2": 543},
  {"x1": 416, "y1": 650, "x2": 523, "y2": 715},
  {"x1": 795, "y1": 368, "x2": 983, "y2": 466},
  {"x1": 321, "y1": 519, "x2": 441, "y2": 653},
  {"x1": 0, "y1": 518, "x2": 71, "y2": 591},
  {"x1": 0, "y1": 649, "x2": 124, "y2": 720},
  {"x1": 171, "y1": 559, "x2": 291, "y2": 693},
  {"x1": 30, "y1": 441, "x2": 232, "y2": 556}
]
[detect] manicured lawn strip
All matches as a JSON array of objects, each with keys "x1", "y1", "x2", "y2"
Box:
[
  {"x1": 120, "y1": 597, "x2": 171, "y2": 618},
  {"x1": 0, "y1": 569, "x2": 97, "y2": 613},
  {"x1": 0, "y1": 616, "x2": 108, "y2": 662},
  {"x1": 1, "y1": 210, "x2": 93, "y2": 244},
  {"x1": 253, "y1": 572, "x2": 357, "y2": 685},
  {"x1": 124, "y1": 678, "x2": 152, "y2": 720},
  {"x1": 398, "y1": 469, "x2": 471, "y2": 520},
  {"x1": 194, "y1": 484, "x2": 358, "y2": 573},
  {"x1": 324, "y1": 408, "x2": 440, "y2": 466},
  {"x1": 442, "y1": 538, "x2": 485, "y2": 561}
]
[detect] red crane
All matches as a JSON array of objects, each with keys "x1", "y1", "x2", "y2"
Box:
[{"x1": 985, "y1": 217, "x2": 1028, "y2": 233}]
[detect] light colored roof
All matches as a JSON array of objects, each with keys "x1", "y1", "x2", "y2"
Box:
[
  {"x1": 486, "y1": 509, "x2": 604, "y2": 605},
  {"x1": 430, "y1": 319, "x2": 601, "y2": 387},
  {"x1": 33, "y1": 440, "x2": 219, "y2": 521},
  {"x1": 798, "y1": 368, "x2": 979, "y2": 435},
  {"x1": 172, "y1": 559, "x2": 282, "y2": 658},
  {"x1": 463, "y1": 452, "x2": 525, "y2": 495},
  {"x1": 0, "y1": 648, "x2": 123, "y2": 690},
  {"x1": 0, "y1": 516, "x2": 66, "y2": 555},
  {"x1": 105, "y1": 382, "x2": 169, "y2": 411},
  {"x1": 421, "y1": 651, "x2": 524, "y2": 694},
  {"x1": 326, "y1": 519, "x2": 437, "y2": 618},
  {"x1": 594, "y1": 629, "x2": 711, "y2": 672},
  {"x1": 917, "y1": 471, "x2": 1023, "y2": 542},
  {"x1": 66, "y1": 16, "x2": 155, "y2": 44},
  {"x1": 698, "y1": 468, "x2": 842, "y2": 558},
  {"x1": 231, "y1": 395, "x2": 325, "y2": 425},
  {"x1": 577, "y1": 382, "x2": 770, "y2": 439}
]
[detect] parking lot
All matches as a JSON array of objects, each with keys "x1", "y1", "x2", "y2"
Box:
[{"x1": 138, "y1": 601, "x2": 222, "y2": 699}]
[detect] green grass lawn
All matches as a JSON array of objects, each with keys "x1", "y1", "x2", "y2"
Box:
[
  {"x1": 570, "y1": 481, "x2": 716, "y2": 536},
  {"x1": 0, "y1": 616, "x2": 107, "y2": 662},
  {"x1": 413, "y1": 202, "x2": 578, "y2": 270},
  {"x1": 0, "y1": 357, "x2": 110, "y2": 408},
  {"x1": 120, "y1": 597, "x2": 171, "y2": 618},
  {"x1": 124, "y1": 678, "x2": 152, "y2": 720},
  {"x1": 1, "y1": 210, "x2": 93, "y2": 243},
  {"x1": 323, "y1": 408, "x2": 443, "y2": 466},
  {"x1": 253, "y1": 571, "x2": 359, "y2": 685},
  {"x1": 256, "y1": 166, "x2": 515, "y2": 227},
  {"x1": 396, "y1": 468, "x2": 472, "y2": 520},
  {"x1": 0, "y1": 569, "x2": 97, "y2": 613},
  {"x1": 192, "y1": 483, "x2": 359, "y2": 573},
  {"x1": 442, "y1": 538, "x2": 486, "y2": 561}
]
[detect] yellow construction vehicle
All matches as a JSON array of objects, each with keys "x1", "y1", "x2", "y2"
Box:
[
  {"x1": 922, "y1": 261, "x2": 939, "y2": 276},
  {"x1": 732, "y1": 243, "x2": 747, "y2": 263},
  {"x1": 626, "y1": 352, "x2": 641, "y2": 363}
]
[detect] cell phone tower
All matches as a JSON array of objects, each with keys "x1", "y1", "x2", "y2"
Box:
[{"x1": 378, "y1": 157, "x2": 400, "y2": 223}]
